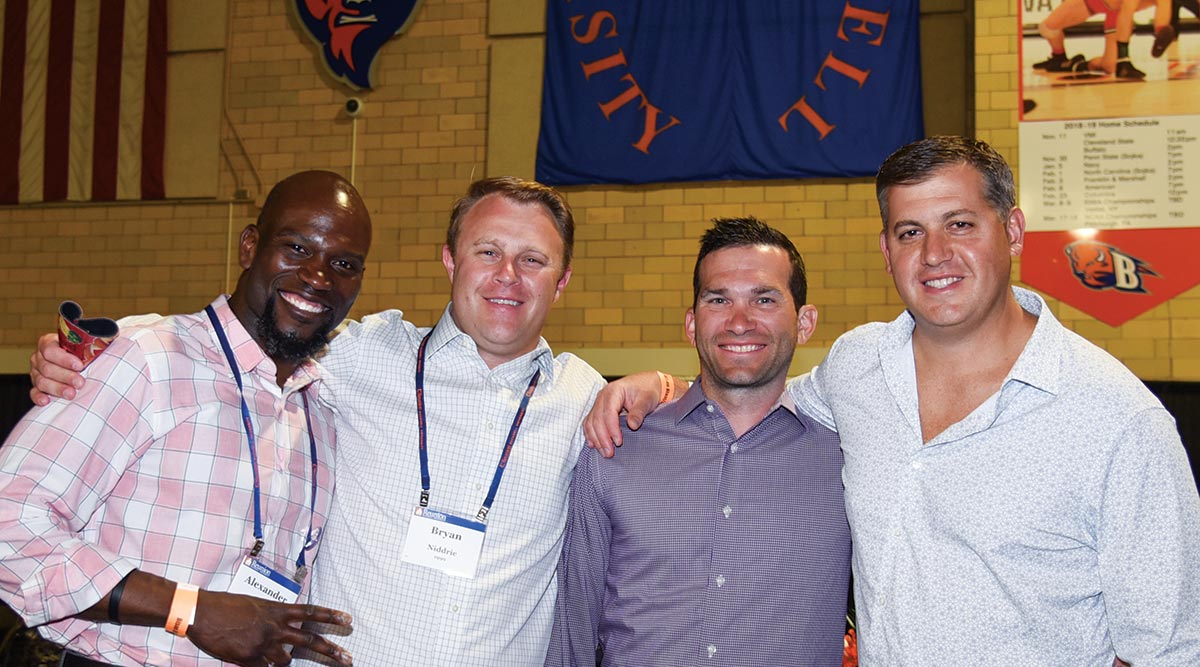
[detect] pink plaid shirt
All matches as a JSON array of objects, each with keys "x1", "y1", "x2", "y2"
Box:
[{"x1": 0, "y1": 296, "x2": 337, "y2": 667}]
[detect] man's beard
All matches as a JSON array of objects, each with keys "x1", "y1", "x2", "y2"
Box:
[{"x1": 256, "y1": 293, "x2": 334, "y2": 363}]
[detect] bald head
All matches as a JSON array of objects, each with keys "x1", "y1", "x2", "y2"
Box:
[
  {"x1": 229, "y1": 170, "x2": 373, "y2": 383},
  {"x1": 257, "y1": 170, "x2": 372, "y2": 245}
]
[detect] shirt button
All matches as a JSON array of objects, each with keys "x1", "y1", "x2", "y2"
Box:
[
  {"x1": 452, "y1": 604, "x2": 460, "y2": 612},
  {"x1": 715, "y1": 574, "x2": 726, "y2": 587},
  {"x1": 706, "y1": 404, "x2": 715, "y2": 413},
  {"x1": 722, "y1": 505, "x2": 732, "y2": 518},
  {"x1": 730, "y1": 444, "x2": 739, "y2": 454},
  {"x1": 707, "y1": 644, "x2": 717, "y2": 658},
  {"x1": 893, "y1": 528, "x2": 902, "y2": 537},
  {"x1": 911, "y1": 460, "x2": 922, "y2": 470}
]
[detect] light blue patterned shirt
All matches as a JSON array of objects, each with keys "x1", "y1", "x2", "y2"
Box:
[{"x1": 790, "y1": 287, "x2": 1200, "y2": 666}]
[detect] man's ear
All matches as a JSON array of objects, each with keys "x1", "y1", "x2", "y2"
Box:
[
  {"x1": 879, "y1": 230, "x2": 894, "y2": 276},
  {"x1": 238, "y1": 225, "x2": 260, "y2": 270},
  {"x1": 795, "y1": 305, "x2": 818, "y2": 345},
  {"x1": 441, "y1": 245, "x2": 456, "y2": 282},
  {"x1": 1006, "y1": 207, "x2": 1027, "y2": 256},
  {"x1": 552, "y1": 266, "x2": 573, "y2": 303},
  {"x1": 685, "y1": 308, "x2": 698, "y2": 347}
]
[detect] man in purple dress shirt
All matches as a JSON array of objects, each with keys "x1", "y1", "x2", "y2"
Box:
[{"x1": 544, "y1": 218, "x2": 850, "y2": 667}]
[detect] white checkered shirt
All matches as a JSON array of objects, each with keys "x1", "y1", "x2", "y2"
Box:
[
  {"x1": 0, "y1": 296, "x2": 337, "y2": 667},
  {"x1": 302, "y1": 306, "x2": 604, "y2": 666}
]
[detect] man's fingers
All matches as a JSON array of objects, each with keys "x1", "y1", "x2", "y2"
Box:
[
  {"x1": 289, "y1": 603, "x2": 352, "y2": 627},
  {"x1": 279, "y1": 626, "x2": 352, "y2": 665},
  {"x1": 37, "y1": 333, "x2": 83, "y2": 372},
  {"x1": 30, "y1": 372, "x2": 76, "y2": 403},
  {"x1": 583, "y1": 422, "x2": 617, "y2": 458}
]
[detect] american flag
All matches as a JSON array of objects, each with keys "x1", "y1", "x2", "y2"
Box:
[{"x1": 0, "y1": 0, "x2": 166, "y2": 204}]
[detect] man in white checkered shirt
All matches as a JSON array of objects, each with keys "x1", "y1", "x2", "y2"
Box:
[
  {"x1": 6, "y1": 170, "x2": 369, "y2": 667},
  {"x1": 31, "y1": 177, "x2": 608, "y2": 666}
]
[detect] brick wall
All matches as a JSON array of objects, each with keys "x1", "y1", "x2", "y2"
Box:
[{"x1": 0, "y1": 0, "x2": 1197, "y2": 380}]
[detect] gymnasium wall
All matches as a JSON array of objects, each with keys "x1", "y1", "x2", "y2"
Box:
[{"x1": 0, "y1": 0, "x2": 1197, "y2": 382}]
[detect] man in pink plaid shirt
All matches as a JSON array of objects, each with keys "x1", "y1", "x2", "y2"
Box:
[{"x1": 0, "y1": 170, "x2": 370, "y2": 667}]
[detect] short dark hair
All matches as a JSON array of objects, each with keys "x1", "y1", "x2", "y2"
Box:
[
  {"x1": 693, "y1": 217, "x2": 807, "y2": 308},
  {"x1": 875, "y1": 135, "x2": 1016, "y2": 228},
  {"x1": 446, "y1": 177, "x2": 575, "y2": 271}
]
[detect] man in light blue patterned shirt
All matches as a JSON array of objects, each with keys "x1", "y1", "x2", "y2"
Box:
[{"x1": 589, "y1": 136, "x2": 1200, "y2": 666}]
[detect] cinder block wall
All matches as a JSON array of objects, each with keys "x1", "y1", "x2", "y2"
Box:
[{"x1": 0, "y1": 0, "x2": 1196, "y2": 380}]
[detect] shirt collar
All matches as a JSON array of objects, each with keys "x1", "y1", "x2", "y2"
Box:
[
  {"x1": 666, "y1": 376, "x2": 803, "y2": 426},
  {"x1": 880, "y1": 286, "x2": 1062, "y2": 396},
  {"x1": 206, "y1": 295, "x2": 325, "y2": 393},
  {"x1": 1002, "y1": 286, "x2": 1062, "y2": 396},
  {"x1": 426, "y1": 304, "x2": 556, "y2": 385}
]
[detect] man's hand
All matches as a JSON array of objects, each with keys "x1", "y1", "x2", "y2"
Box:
[
  {"x1": 583, "y1": 371, "x2": 672, "y2": 457},
  {"x1": 30, "y1": 332, "x2": 83, "y2": 405},
  {"x1": 189, "y1": 590, "x2": 353, "y2": 667}
]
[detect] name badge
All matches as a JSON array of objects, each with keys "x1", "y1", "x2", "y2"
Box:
[
  {"x1": 400, "y1": 507, "x2": 486, "y2": 578},
  {"x1": 229, "y1": 556, "x2": 302, "y2": 603}
]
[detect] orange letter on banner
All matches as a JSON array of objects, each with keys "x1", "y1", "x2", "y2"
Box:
[
  {"x1": 597, "y1": 74, "x2": 682, "y2": 153},
  {"x1": 632, "y1": 103, "x2": 681, "y2": 154},
  {"x1": 837, "y1": 2, "x2": 889, "y2": 45},
  {"x1": 582, "y1": 50, "x2": 628, "y2": 79},
  {"x1": 570, "y1": 12, "x2": 618, "y2": 44},
  {"x1": 778, "y1": 96, "x2": 836, "y2": 140},
  {"x1": 813, "y1": 51, "x2": 870, "y2": 90},
  {"x1": 598, "y1": 73, "x2": 646, "y2": 119}
]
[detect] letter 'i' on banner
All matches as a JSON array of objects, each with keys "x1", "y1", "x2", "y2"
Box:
[{"x1": 0, "y1": 0, "x2": 168, "y2": 204}]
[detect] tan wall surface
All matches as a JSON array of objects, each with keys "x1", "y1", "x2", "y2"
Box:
[{"x1": 1, "y1": 0, "x2": 1197, "y2": 380}]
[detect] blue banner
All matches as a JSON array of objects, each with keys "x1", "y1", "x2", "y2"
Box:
[{"x1": 537, "y1": 1, "x2": 924, "y2": 185}]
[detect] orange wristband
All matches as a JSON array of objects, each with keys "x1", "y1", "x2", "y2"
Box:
[
  {"x1": 166, "y1": 583, "x2": 199, "y2": 638},
  {"x1": 656, "y1": 371, "x2": 676, "y2": 404}
]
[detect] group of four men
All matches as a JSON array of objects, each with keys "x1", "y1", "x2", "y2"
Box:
[{"x1": 4, "y1": 136, "x2": 1199, "y2": 666}]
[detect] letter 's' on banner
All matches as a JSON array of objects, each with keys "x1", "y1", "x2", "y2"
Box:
[{"x1": 536, "y1": 1, "x2": 924, "y2": 185}]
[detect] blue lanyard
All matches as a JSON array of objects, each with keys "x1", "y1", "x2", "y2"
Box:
[
  {"x1": 415, "y1": 332, "x2": 540, "y2": 523},
  {"x1": 204, "y1": 306, "x2": 320, "y2": 576}
]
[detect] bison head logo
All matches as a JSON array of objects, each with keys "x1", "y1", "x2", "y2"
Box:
[
  {"x1": 1064, "y1": 240, "x2": 1158, "y2": 293},
  {"x1": 293, "y1": 0, "x2": 423, "y2": 90}
]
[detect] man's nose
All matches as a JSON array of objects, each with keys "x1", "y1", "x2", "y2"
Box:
[
  {"x1": 727, "y1": 306, "x2": 755, "y2": 334},
  {"x1": 299, "y1": 261, "x2": 332, "y2": 290},
  {"x1": 922, "y1": 232, "x2": 951, "y2": 266},
  {"x1": 493, "y1": 259, "x2": 518, "y2": 284}
]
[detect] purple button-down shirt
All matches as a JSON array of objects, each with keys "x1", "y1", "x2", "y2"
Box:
[{"x1": 545, "y1": 380, "x2": 850, "y2": 667}]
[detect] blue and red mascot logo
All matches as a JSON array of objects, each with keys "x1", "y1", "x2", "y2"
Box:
[
  {"x1": 1064, "y1": 240, "x2": 1159, "y2": 293},
  {"x1": 293, "y1": 0, "x2": 423, "y2": 90}
]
